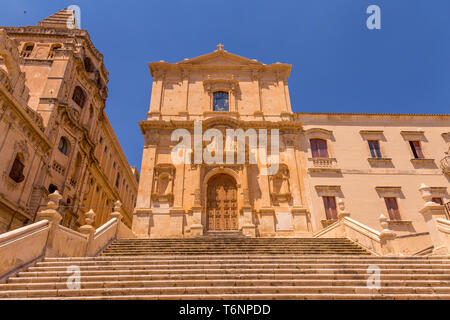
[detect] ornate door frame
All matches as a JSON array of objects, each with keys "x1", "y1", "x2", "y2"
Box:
[
  {"x1": 206, "y1": 173, "x2": 238, "y2": 231},
  {"x1": 202, "y1": 167, "x2": 241, "y2": 231}
]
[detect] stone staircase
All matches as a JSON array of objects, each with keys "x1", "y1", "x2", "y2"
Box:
[
  {"x1": 1, "y1": 237, "x2": 450, "y2": 299},
  {"x1": 102, "y1": 238, "x2": 371, "y2": 256}
]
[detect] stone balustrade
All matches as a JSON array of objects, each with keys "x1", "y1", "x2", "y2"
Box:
[
  {"x1": 314, "y1": 198, "x2": 398, "y2": 256},
  {"x1": 419, "y1": 183, "x2": 450, "y2": 255},
  {"x1": 307, "y1": 157, "x2": 341, "y2": 173},
  {"x1": 0, "y1": 191, "x2": 136, "y2": 282}
]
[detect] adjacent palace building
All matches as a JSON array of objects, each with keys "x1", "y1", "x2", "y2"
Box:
[
  {"x1": 0, "y1": 9, "x2": 138, "y2": 233},
  {"x1": 0, "y1": 9, "x2": 449, "y2": 257},
  {"x1": 133, "y1": 42, "x2": 450, "y2": 254}
]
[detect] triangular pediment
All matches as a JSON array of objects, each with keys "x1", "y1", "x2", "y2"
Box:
[{"x1": 178, "y1": 48, "x2": 265, "y2": 67}]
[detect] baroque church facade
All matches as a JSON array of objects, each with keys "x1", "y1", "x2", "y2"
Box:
[
  {"x1": 0, "y1": 9, "x2": 138, "y2": 233},
  {"x1": 133, "y1": 44, "x2": 450, "y2": 252}
]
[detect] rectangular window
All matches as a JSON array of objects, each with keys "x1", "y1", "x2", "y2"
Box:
[
  {"x1": 310, "y1": 139, "x2": 329, "y2": 158},
  {"x1": 409, "y1": 141, "x2": 424, "y2": 159},
  {"x1": 322, "y1": 196, "x2": 337, "y2": 220},
  {"x1": 384, "y1": 197, "x2": 401, "y2": 221},
  {"x1": 368, "y1": 140, "x2": 382, "y2": 158},
  {"x1": 9, "y1": 158, "x2": 25, "y2": 183},
  {"x1": 432, "y1": 197, "x2": 443, "y2": 205}
]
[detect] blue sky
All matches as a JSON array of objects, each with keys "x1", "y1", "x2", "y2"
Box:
[{"x1": 2, "y1": 1, "x2": 450, "y2": 170}]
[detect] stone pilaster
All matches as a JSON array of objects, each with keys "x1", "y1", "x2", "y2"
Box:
[
  {"x1": 241, "y1": 164, "x2": 256, "y2": 237},
  {"x1": 189, "y1": 165, "x2": 203, "y2": 237}
]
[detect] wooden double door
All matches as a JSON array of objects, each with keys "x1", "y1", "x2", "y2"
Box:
[{"x1": 206, "y1": 174, "x2": 238, "y2": 231}]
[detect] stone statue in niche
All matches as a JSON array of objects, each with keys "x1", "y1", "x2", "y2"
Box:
[
  {"x1": 269, "y1": 164, "x2": 292, "y2": 203},
  {"x1": 151, "y1": 164, "x2": 175, "y2": 204}
]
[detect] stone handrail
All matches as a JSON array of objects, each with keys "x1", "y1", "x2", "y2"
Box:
[
  {"x1": 51, "y1": 224, "x2": 88, "y2": 258},
  {"x1": 314, "y1": 216, "x2": 384, "y2": 255},
  {"x1": 0, "y1": 192, "x2": 137, "y2": 281},
  {"x1": 313, "y1": 199, "x2": 397, "y2": 256},
  {"x1": 0, "y1": 220, "x2": 50, "y2": 282},
  {"x1": 419, "y1": 184, "x2": 450, "y2": 255},
  {"x1": 86, "y1": 218, "x2": 118, "y2": 256},
  {"x1": 118, "y1": 220, "x2": 136, "y2": 239}
]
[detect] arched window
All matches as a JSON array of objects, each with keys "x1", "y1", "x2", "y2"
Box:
[
  {"x1": 48, "y1": 184, "x2": 58, "y2": 193},
  {"x1": 58, "y1": 137, "x2": 70, "y2": 155},
  {"x1": 115, "y1": 173, "x2": 120, "y2": 188},
  {"x1": 21, "y1": 43, "x2": 34, "y2": 57},
  {"x1": 310, "y1": 138, "x2": 329, "y2": 158},
  {"x1": 9, "y1": 154, "x2": 25, "y2": 183},
  {"x1": 72, "y1": 86, "x2": 86, "y2": 107},
  {"x1": 213, "y1": 91, "x2": 229, "y2": 111},
  {"x1": 48, "y1": 44, "x2": 62, "y2": 58},
  {"x1": 83, "y1": 57, "x2": 95, "y2": 73}
]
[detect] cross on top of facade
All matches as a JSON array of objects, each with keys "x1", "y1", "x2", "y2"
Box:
[{"x1": 217, "y1": 43, "x2": 224, "y2": 51}]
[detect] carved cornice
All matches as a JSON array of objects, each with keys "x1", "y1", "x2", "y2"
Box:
[
  {"x1": 2, "y1": 26, "x2": 108, "y2": 79},
  {"x1": 139, "y1": 118, "x2": 302, "y2": 133}
]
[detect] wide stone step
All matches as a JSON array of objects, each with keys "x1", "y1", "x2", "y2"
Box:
[
  {"x1": 2, "y1": 279, "x2": 450, "y2": 291},
  {"x1": 34, "y1": 258, "x2": 450, "y2": 267},
  {"x1": 17, "y1": 268, "x2": 450, "y2": 279},
  {"x1": 1, "y1": 285, "x2": 450, "y2": 298},
  {"x1": 8, "y1": 273, "x2": 450, "y2": 284},
  {"x1": 41, "y1": 255, "x2": 450, "y2": 262},
  {"x1": 101, "y1": 250, "x2": 369, "y2": 254},
  {"x1": 103, "y1": 244, "x2": 359, "y2": 249},
  {"x1": 4, "y1": 293, "x2": 450, "y2": 300},
  {"x1": 28, "y1": 262, "x2": 450, "y2": 273}
]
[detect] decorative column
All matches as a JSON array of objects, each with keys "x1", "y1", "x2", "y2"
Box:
[
  {"x1": 241, "y1": 163, "x2": 256, "y2": 237},
  {"x1": 379, "y1": 213, "x2": 397, "y2": 256},
  {"x1": 419, "y1": 183, "x2": 449, "y2": 255},
  {"x1": 35, "y1": 190, "x2": 63, "y2": 257},
  {"x1": 190, "y1": 164, "x2": 203, "y2": 237}
]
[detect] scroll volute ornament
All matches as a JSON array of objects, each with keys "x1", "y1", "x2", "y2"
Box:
[
  {"x1": 151, "y1": 164, "x2": 175, "y2": 204},
  {"x1": 269, "y1": 164, "x2": 292, "y2": 203}
]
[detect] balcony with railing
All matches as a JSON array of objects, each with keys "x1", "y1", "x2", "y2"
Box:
[{"x1": 307, "y1": 157, "x2": 341, "y2": 173}]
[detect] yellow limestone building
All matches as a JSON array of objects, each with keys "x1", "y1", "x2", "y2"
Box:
[
  {"x1": 0, "y1": 9, "x2": 139, "y2": 232},
  {"x1": 133, "y1": 45, "x2": 450, "y2": 252}
]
